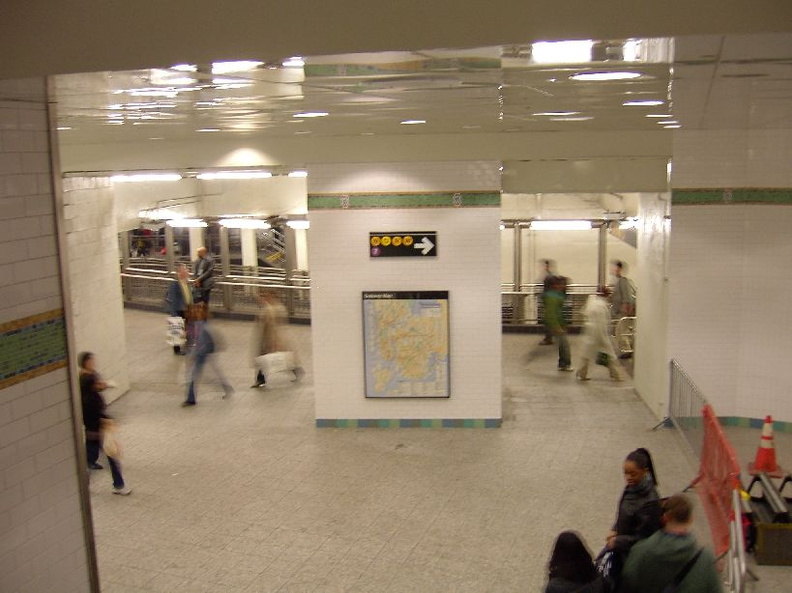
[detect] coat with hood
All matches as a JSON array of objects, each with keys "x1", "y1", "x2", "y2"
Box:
[{"x1": 620, "y1": 531, "x2": 722, "y2": 593}]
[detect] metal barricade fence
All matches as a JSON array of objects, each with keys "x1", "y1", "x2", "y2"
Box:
[
  {"x1": 669, "y1": 359, "x2": 709, "y2": 460},
  {"x1": 670, "y1": 360, "x2": 749, "y2": 593},
  {"x1": 725, "y1": 489, "x2": 748, "y2": 593},
  {"x1": 120, "y1": 273, "x2": 311, "y2": 321}
]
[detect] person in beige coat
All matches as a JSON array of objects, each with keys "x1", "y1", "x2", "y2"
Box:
[{"x1": 251, "y1": 289, "x2": 303, "y2": 386}]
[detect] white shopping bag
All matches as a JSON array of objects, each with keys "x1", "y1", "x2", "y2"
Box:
[
  {"x1": 166, "y1": 316, "x2": 186, "y2": 346},
  {"x1": 256, "y1": 351, "x2": 296, "y2": 376}
]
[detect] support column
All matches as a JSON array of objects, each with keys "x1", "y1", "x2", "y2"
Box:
[
  {"x1": 219, "y1": 225, "x2": 231, "y2": 309},
  {"x1": 240, "y1": 228, "x2": 258, "y2": 275},
  {"x1": 188, "y1": 227, "x2": 204, "y2": 260},
  {"x1": 598, "y1": 223, "x2": 608, "y2": 288},
  {"x1": 164, "y1": 224, "x2": 175, "y2": 273}
]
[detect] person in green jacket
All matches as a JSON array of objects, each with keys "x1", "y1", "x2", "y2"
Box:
[
  {"x1": 620, "y1": 493, "x2": 722, "y2": 593},
  {"x1": 543, "y1": 276, "x2": 572, "y2": 371}
]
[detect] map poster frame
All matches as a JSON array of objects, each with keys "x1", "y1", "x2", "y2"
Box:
[{"x1": 362, "y1": 291, "x2": 450, "y2": 399}]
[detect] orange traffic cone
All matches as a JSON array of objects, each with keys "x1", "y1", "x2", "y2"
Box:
[{"x1": 748, "y1": 415, "x2": 784, "y2": 477}]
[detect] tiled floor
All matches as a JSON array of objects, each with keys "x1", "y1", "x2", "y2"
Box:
[{"x1": 87, "y1": 309, "x2": 792, "y2": 592}]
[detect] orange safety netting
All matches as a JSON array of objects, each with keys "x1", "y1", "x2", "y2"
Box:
[{"x1": 689, "y1": 404, "x2": 742, "y2": 557}]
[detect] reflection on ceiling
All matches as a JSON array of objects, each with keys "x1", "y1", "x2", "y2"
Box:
[
  {"x1": 54, "y1": 38, "x2": 675, "y2": 144},
  {"x1": 52, "y1": 32, "x2": 792, "y2": 149}
]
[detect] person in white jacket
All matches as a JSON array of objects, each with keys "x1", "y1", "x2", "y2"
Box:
[{"x1": 576, "y1": 286, "x2": 623, "y2": 381}]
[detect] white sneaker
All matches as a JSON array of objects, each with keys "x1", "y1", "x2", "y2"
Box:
[{"x1": 113, "y1": 486, "x2": 132, "y2": 496}]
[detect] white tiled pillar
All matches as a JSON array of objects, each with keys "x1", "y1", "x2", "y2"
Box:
[
  {"x1": 61, "y1": 177, "x2": 130, "y2": 402},
  {"x1": 0, "y1": 78, "x2": 93, "y2": 592}
]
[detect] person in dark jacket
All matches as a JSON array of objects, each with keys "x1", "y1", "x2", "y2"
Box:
[
  {"x1": 603, "y1": 448, "x2": 662, "y2": 581},
  {"x1": 546, "y1": 531, "x2": 607, "y2": 593},
  {"x1": 620, "y1": 494, "x2": 722, "y2": 593},
  {"x1": 192, "y1": 246, "x2": 215, "y2": 304},
  {"x1": 79, "y1": 352, "x2": 130, "y2": 495},
  {"x1": 544, "y1": 275, "x2": 573, "y2": 371}
]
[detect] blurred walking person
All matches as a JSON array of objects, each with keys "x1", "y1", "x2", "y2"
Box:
[
  {"x1": 79, "y1": 352, "x2": 131, "y2": 495},
  {"x1": 544, "y1": 276, "x2": 573, "y2": 372},
  {"x1": 183, "y1": 321, "x2": 233, "y2": 406},
  {"x1": 165, "y1": 263, "x2": 193, "y2": 354},
  {"x1": 576, "y1": 286, "x2": 623, "y2": 381},
  {"x1": 251, "y1": 288, "x2": 303, "y2": 387}
]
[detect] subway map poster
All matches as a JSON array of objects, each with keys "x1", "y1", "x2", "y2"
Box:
[{"x1": 362, "y1": 291, "x2": 450, "y2": 398}]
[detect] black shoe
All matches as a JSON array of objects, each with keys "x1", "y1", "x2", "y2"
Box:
[
  {"x1": 88, "y1": 463, "x2": 103, "y2": 470},
  {"x1": 181, "y1": 401, "x2": 196, "y2": 407}
]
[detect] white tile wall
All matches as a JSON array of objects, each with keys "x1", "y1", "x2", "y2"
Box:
[
  {"x1": 0, "y1": 83, "x2": 92, "y2": 593},
  {"x1": 308, "y1": 161, "x2": 501, "y2": 194},
  {"x1": 310, "y1": 207, "x2": 502, "y2": 421},
  {"x1": 62, "y1": 177, "x2": 130, "y2": 402},
  {"x1": 673, "y1": 129, "x2": 792, "y2": 188},
  {"x1": 668, "y1": 204, "x2": 792, "y2": 421}
]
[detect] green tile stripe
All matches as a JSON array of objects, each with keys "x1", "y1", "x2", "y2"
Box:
[
  {"x1": 316, "y1": 418, "x2": 502, "y2": 428},
  {"x1": 308, "y1": 192, "x2": 500, "y2": 210},
  {"x1": 673, "y1": 189, "x2": 792, "y2": 205},
  {"x1": 0, "y1": 309, "x2": 68, "y2": 389},
  {"x1": 719, "y1": 416, "x2": 792, "y2": 433}
]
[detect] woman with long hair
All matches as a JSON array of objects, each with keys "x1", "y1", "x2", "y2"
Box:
[
  {"x1": 546, "y1": 531, "x2": 605, "y2": 592},
  {"x1": 601, "y1": 447, "x2": 662, "y2": 583}
]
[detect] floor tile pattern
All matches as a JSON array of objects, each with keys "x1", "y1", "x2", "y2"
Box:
[{"x1": 86, "y1": 309, "x2": 792, "y2": 592}]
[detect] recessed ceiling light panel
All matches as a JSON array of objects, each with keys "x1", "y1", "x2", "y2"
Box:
[{"x1": 570, "y1": 71, "x2": 643, "y2": 81}]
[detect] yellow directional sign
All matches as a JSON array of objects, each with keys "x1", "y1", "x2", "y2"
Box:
[{"x1": 369, "y1": 232, "x2": 437, "y2": 257}]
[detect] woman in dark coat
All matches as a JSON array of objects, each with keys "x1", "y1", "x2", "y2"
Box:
[
  {"x1": 79, "y1": 352, "x2": 130, "y2": 495},
  {"x1": 546, "y1": 531, "x2": 606, "y2": 593},
  {"x1": 603, "y1": 448, "x2": 662, "y2": 581}
]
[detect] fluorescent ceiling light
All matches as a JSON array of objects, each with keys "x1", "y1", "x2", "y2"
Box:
[
  {"x1": 623, "y1": 100, "x2": 664, "y2": 106},
  {"x1": 138, "y1": 209, "x2": 184, "y2": 220},
  {"x1": 570, "y1": 71, "x2": 643, "y2": 81},
  {"x1": 171, "y1": 64, "x2": 197, "y2": 72},
  {"x1": 197, "y1": 128, "x2": 221, "y2": 132},
  {"x1": 197, "y1": 171, "x2": 272, "y2": 180},
  {"x1": 549, "y1": 116, "x2": 593, "y2": 122},
  {"x1": 657, "y1": 120, "x2": 679, "y2": 125},
  {"x1": 286, "y1": 220, "x2": 310, "y2": 230},
  {"x1": 166, "y1": 219, "x2": 207, "y2": 228},
  {"x1": 293, "y1": 111, "x2": 328, "y2": 118},
  {"x1": 664, "y1": 124, "x2": 681, "y2": 129},
  {"x1": 111, "y1": 173, "x2": 182, "y2": 183},
  {"x1": 288, "y1": 170, "x2": 308, "y2": 178},
  {"x1": 400, "y1": 119, "x2": 426, "y2": 125},
  {"x1": 533, "y1": 111, "x2": 580, "y2": 116},
  {"x1": 283, "y1": 57, "x2": 305, "y2": 68},
  {"x1": 218, "y1": 218, "x2": 271, "y2": 229},
  {"x1": 211, "y1": 61, "x2": 263, "y2": 74},
  {"x1": 57, "y1": 126, "x2": 72, "y2": 131},
  {"x1": 530, "y1": 220, "x2": 592, "y2": 231},
  {"x1": 531, "y1": 40, "x2": 593, "y2": 64},
  {"x1": 645, "y1": 114, "x2": 672, "y2": 118}
]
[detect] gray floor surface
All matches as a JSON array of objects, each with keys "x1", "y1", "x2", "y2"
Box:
[{"x1": 86, "y1": 309, "x2": 792, "y2": 592}]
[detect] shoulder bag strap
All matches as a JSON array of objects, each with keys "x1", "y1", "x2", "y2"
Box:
[{"x1": 666, "y1": 549, "x2": 703, "y2": 591}]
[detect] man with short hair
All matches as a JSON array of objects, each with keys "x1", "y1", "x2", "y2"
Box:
[
  {"x1": 620, "y1": 493, "x2": 722, "y2": 593},
  {"x1": 192, "y1": 246, "x2": 215, "y2": 305}
]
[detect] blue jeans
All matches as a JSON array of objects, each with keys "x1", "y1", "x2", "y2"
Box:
[
  {"x1": 86, "y1": 438, "x2": 125, "y2": 488},
  {"x1": 186, "y1": 354, "x2": 207, "y2": 404}
]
